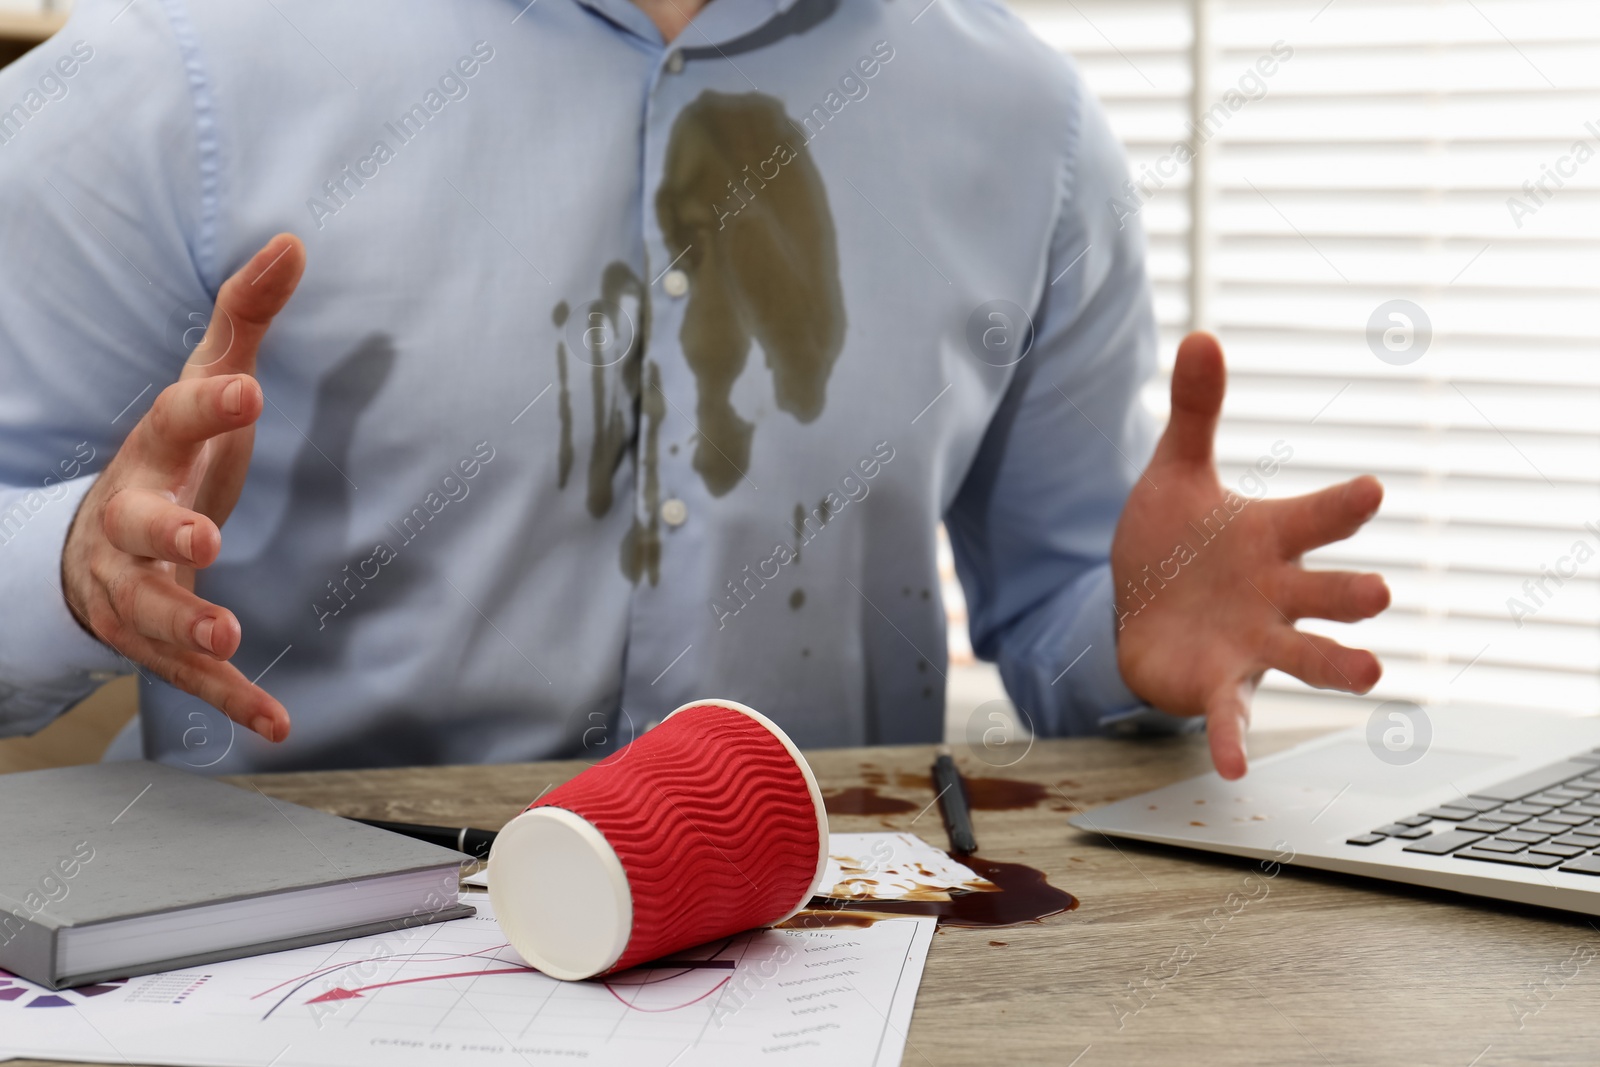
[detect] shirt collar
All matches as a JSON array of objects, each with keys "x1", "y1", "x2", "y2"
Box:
[{"x1": 564, "y1": 0, "x2": 810, "y2": 54}]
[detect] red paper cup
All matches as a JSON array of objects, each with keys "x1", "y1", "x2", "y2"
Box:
[{"x1": 487, "y1": 699, "x2": 828, "y2": 980}]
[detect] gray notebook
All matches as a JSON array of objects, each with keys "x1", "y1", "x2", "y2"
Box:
[{"x1": 0, "y1": 761, "x2": 473, "y2": 990}]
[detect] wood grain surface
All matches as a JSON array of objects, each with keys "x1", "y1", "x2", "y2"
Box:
[{"x1": 13, "y1": 728, "x2": 1600, "y2": 1066}]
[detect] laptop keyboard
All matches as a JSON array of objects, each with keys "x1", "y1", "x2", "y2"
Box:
[{"x1": 1346, "y1": 749, "x2": 1600, "y2": 875}]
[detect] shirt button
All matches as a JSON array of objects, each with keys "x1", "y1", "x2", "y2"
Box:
[
  {"x1": 662, "y1": 269, "x2": 689, "y2": 297},
  {"x1": 665, "y1": 50, "x2": 684, "y2": 75},
  {"x1": 660, "y1": 498, "x2": 688, "y2": 527}
]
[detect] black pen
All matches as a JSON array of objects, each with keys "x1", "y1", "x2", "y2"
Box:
[
  {"x1": 932, "y1": 744, "x2": 978, "y2": 855},
  {"x1": 352, "y1": 818, "x2": 498, "y2": 860}
]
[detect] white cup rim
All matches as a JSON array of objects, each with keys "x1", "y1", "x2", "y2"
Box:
[{"x1": 487, "y1": 805, "x2": 633, "y2": 981}]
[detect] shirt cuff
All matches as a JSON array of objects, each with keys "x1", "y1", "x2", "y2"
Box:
[
  {"x1": 1064, "y1": 564, "x2": 1141, "y2": 719},
  {"x1": 996, "y1": 563, "x2": 1201, "y2": 738},
  {"x1": 0, "y1": 474, "x2": 129, "y2": 735}
]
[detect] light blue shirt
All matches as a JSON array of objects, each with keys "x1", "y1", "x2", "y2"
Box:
[{"x1": 0, "y1": 0, "x2": 1184, "y2": 772}]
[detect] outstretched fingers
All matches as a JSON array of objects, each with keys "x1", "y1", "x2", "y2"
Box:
[
  {"x1": 1273, "y1": 475, "x2": 1384, "y2": 560},
  {"x1": 1205, "y1": 679, "x2": 1254, "y2": 781},
  {"x1": 56, "y1": 234, "x2": 305, "y2": 748},
  {"x1": 127, "y1": 630, "x2": 290, "y2": 742},
  {"x1": 1152, "y1": 332, "x2": 1227, "y2": 468},
  {"x1": 116, "y1": 573, "x2": 241, "y2": 660},
  {"x1": 1278, "y1": 568, "x2": 1391, "y2": 623},
  {"x1": 130, "y1": 374, "x2": 263, "y2": 476},
  {"x1": 184, "y1": 233, "x2": 306, "y2": 378},
  {"x1": 101, "y1": 487, "x2": 222, "y2": 567},
  {"x1": 1266, "y1": 628, "x2": 1382, "y2": 694}
]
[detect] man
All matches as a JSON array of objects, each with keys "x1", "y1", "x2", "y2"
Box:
[{"x1": 0, "y1": 0, "x2": 1388, "y2": 776}]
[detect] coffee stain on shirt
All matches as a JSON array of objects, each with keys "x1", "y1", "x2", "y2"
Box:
[
  {"x1": 575, "y1": 262, "x2": 649, "y2": 519},
  {"x1": 656, "y1": 90, "x2": 846, "y2": 497},
  {"x1": 552, "y1": 301, "x2": 574, "y2": 490},
  {"x1": 554, "y1": 265, "x2": 676, "y2": 584},
  {"x1": 621, "y1": 360, "x2": 665, "y2": 586}
]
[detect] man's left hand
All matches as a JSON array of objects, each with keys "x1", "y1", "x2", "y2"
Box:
[{"x1": 1112, "y1": 332, "x2": 1391, "y2": 780}]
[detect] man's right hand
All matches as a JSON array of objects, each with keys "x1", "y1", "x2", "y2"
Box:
[{"x1": 62, "y1": 234, "x2": 306, "y2": 742}]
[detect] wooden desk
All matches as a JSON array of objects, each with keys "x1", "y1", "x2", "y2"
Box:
[
  {"x1": 0, "y1": 11, "x2": 65, "y2": 68},
  {"x1": 12, "y1": 730, "x2": 1599, "y2": 1066}
]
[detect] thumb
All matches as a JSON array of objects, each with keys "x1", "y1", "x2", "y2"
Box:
[
  {"x1": 183, "y1": 234, "x2": 307, "y2": 380},
  {"x1": 1154, "y1": 331, "x2": 1226, "y2": 467},
  {"x1": 1205, "y1": 678, "x2": 1254, "y2": 781}
]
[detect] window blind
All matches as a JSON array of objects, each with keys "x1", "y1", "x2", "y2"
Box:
[{"x1": 986, "y1": 0, "x2": 1600, "y2": 718}]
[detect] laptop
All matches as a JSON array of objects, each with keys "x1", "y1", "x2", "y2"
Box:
[{"x1": 1069, "y1": 705, "x2": 1600, "y2": 915}]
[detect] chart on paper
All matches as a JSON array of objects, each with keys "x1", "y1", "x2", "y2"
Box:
[{"x1": 0, "y1": 896, "x2": 935, "y2": 1067}]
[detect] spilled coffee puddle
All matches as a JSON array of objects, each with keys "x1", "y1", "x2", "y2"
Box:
[
  {"x1": 929, "y1": 773, "x2": 1081, "y2": 812},
  {"x1": 962, "y1": 777, "x2": 1054, "y2": 811},
  {"x1": 815, "y1": 769, "x2": 1080, "y2": 929},
  {"x1": 779, "y1": 911, "x2": 881, "y2": 930},
  {"x1": 781, "y1": 854, "x2": 1077, "y2": 930},
  {"x1": 825, "y1": 779, "x2": 1047, "y2": 816},
  {"x1": 821, "y1": 787, "x2": 918, "y2": 816}
]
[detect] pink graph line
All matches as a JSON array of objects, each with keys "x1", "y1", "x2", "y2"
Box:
[
  {"x1": 255, "y1": 935, "x2": 739, "y2": 1016},
  {"x1": 306, "y1": 966, "x2": 536, "y2": 1003},
  {"x1": 308, "y1": 965, "x2": 728, "y2": 1013},
  {"x1": 250, "y1": 945, "x2": 515, "y2": 1000},
  {"x1": 604, "y1": 976, "x2": 731, "y2": 1013}
]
